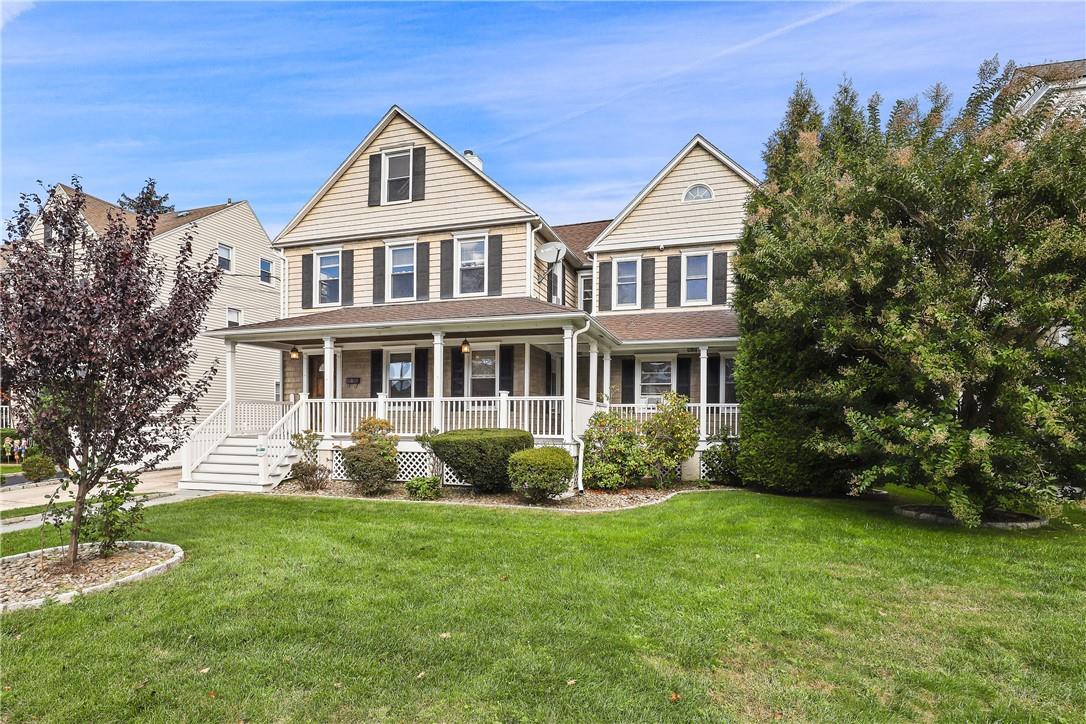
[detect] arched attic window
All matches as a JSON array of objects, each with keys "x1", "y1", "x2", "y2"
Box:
[{"x1": 683, "y1": 183, "x2": 714, "y2": 202}]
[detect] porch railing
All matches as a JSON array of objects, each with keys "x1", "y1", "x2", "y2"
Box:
[
  {"x1": 258, "y1": 394, "x2": 310, "y2": 484},
  {"x1": 235, "y1": 400, "x2": 291, "y2": 434},
  {"x1": 611, "y1": 402, "x2": 741, "y2": 438},
  {"x1": 182, "y1": 400, "x2": 231, "y2": 479}
]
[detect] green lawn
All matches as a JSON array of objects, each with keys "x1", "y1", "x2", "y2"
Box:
[
  {"x1": 0, "y1": 463, "x2": 21, "y2": 475},
  {"x1": 1, "y1": 490, "x2": 1084, "y2": 722},
  {"x1": 0, "y1": 493, "x2": 162, "y2": 521}
]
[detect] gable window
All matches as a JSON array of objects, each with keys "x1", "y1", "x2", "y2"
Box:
[
  {"x1": 259, "y1": 258, "x2": 273, "y2": 284},
  {"x1": 682, "y1": 252, "x2": 711, "y2": 305},
  {"x1": 578, "y1": 271, "x2": 593, "y2": 313},
  {"x1": 388, "y1": 350, "x2": 414, "y2": 398},
  {"x1": 383, "y1": 149, "x2": 412, "y2": 204},
  {"x1": 613, "y1": 257, "x2": 640, "y2": 309},
  {"x1": 316, "y1": 251, "x2": 341, "y2": 305},
  {"x1": 218, "y1": 243, "x2": 233, "y2": 272},
  {"x1": 638, "y1": 357, "x2": 674, "y2": 404},
  {"x1": 387, "y1": 242, "x2": 416, "y2": 300},
  {"x1": 226, "y1": 308, "x2": 242, "y2": 328},
  {"x1": 456, "y1": 235, "x2": 487, "y2": 296},
  {"x1": 469, "y1": 348, "x2": 497, "y2": 396},
  {"x1": 683, "y1": 183, "x2": 714, "y2": 202}
]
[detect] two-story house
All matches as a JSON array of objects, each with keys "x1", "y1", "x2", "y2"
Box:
[{"x1": 188, "y1": 106, "x2": 753, "y2": 491}]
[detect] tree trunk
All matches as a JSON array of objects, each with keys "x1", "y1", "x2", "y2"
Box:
[{"x1": 66, "y1": 481, "x2": 90, "y2": 568}]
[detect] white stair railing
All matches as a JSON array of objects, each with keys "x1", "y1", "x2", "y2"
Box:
[
  {"x1": 257, "y1": 394, "x2": 310, "y2": 485},
  {"x1": 182, "y1": 400, "x2": 231, "y2": 479}
]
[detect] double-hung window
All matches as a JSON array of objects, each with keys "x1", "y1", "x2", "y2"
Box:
[
  {"x1": 383, "y1": 149, "x2": 412, "y2": 204},
  {"x1": 613, "y1": 257, "x2": 640, "y2": 308},
  {"x1": 456, "y1": 235, "x2": 487, "y2": 296},
  {"x1": 469, "y1": 349, "x2": 497, "y2": 397},
  {"x1": 316, "y1": 251, "x2": 341, "y2": 305},
  {"x1": 218, "y1": 243, "x2": 233, "y2": 272},
  {"x1": 259, "y1": 258, "x2": 273, "y2": 285},
  {"x1": 578, "y1": 271, "x2": 593, "y2": 313},
  {"x1": 226, "y1": 308, "x2": 242, "y2": 327},
  {"x1": 638, "y1": 357, "x2": 674, "y2": 404},
  {"x1": 387, "y1": 242, "x2": 416, "y2": 300},
  {"x1": 388, "y1": 351, "x2": 414, "y2": 398},
  {"x1": 682, "y1": 252, "x2": 711, "y2": 305}
]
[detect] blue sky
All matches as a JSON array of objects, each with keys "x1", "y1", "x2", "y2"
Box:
[{"x1": 2, "y1": 2, "x2": 1083, "y2": 235}]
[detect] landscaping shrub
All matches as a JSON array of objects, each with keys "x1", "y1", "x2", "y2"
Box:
[
  {"x1": 342, "y1": 417, "x2": 399, "y2": 494},
  {"x1": 79, "y1": 476, "x2": 147, "y2": 553},
  {"x1": 508, "y1": 447, "x2": 574, "y2": 502},
  {"x1": 289, "y1": 429, "x2": 329, "y2": 491},
  {"x1": 21, "y1": 453, "x2": 56, "y2": 482},
  {"x1": 701, "y1": 430, "x2": 742, "y2": 486},
  {"x1": 581, "y1": 411, "x2": 647, "y2": 490},
  {"x1": 428, "y1": 428, "x2": 533, "y2": 493},
  {"x1": 405, "y1": 475, "x2": 442, "y2": 500},
  {"x1": 641, "y1": 392, "x2": 699, "y2": 488}
]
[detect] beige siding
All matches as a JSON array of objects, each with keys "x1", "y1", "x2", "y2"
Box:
[
  {"x1": 594, "y1": 243, "x2": 735, "y2": 315},
  {"x1": 598, "y1": 146, "x2": 751, "y2": 248},
  {"x1": 280, "y1": 115, "x2": 527, "y2": 245}
]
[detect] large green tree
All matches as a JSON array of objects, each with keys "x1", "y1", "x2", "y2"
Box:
[{"x1": 735, "y1": 60, "x2": 1086, "y2": 522}]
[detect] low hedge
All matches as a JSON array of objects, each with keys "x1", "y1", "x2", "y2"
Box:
[
  {"x1": 508, "y1": 447, "x2": 574, "y2": 502},
  {"x1": 21, "y1": 453, "x2": 56, "y2": 483},
  {"x1": 428, "y1": 428, "x2": 533, "y2": 493}
]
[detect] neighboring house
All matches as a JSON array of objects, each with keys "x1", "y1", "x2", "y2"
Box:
[
  {"x1": 186, "y1": 106, "x2": 754, "y2": 491},
  {"x1": 15, "y1": 186, "x2": 283, "y2": 465},
  {"x1": 1009, "y1": 58, "x2": 1086, "y2": 115}
]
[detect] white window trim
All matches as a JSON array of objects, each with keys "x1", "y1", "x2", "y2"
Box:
[
  {"x1": 682, "y1": 183, "x2": 715, "y2": 203},
  {"x1": 226, "y1": 307, "x2": 243, "y2": 327},
  {"x1": 259, "y1": 257, "x2": 274, "y2": 286},
  {"x1": 681, "y1": 250, "x2": 713, "y2": 307},
  {"x1": 549, "y1": 263, "x2": 565, "y2": 305},
  {"x1": 385, "y1": 346, "x2": 416, "y2": 398},
  {"x1": 465, "y1": 345, "x2": 499, "y2": 398},
  {"x1": 381, "y1": 147, "x2": 413, "y2": 206},
  {"x1": 635, "y1": 354, "x2": 677, "y2": 405},
  {"x1": 454, "y1": 233, "x2": 489, "y2": 298},
  {"x1": 611, "y1": 255, "x2": 641, "y2": 310},
  {"x1": 313, "y1": 249, "x2": 343, "y2": 307},
  {"x1": 385, "y1": 238, "x2": 417, "y2": 301},
  {"x1": 218, "y1": 243, "x2": 234, "y2": 274},
  {"x1": 577, "y1": 270, "x2": 592, "y2": 312}
]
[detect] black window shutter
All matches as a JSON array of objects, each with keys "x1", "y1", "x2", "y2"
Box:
[
  {"x1": 707, "y1": 354, "x2": 721, "y2": 404},
  {"x1": 724, "y1": 357, "x2": 737, "y2": 403},
  {"x1": 450, "y1": 347, "x2": 465, "y2": 397},
  {"x1": 368, "y1": 154, "x2": 382, "y2": 206},
  {"x1": 370, "y1": 350, "x2": 384, "y2": 397},
  {"x1": 641, "y1": 258, "x2": 655, "y2": 309},
  {"x1": 487, "y1": 234, "x2": 503, "y2": 296},
  {"x1": 712, "y1": 252, "x2": 728, "y2": 305},
  {"x1": 411, "y1": 147, "x2": 426, "y2": 201},
  {"x1": 598, "y1": 262, "x2": 612, "y2": 311},
  {"x1": 340, "y1": 250, "x2": 354, "y2": 306},
  {"x1": 544, "y1": 353, "x2": 553, "y2": 396},
  {"x1": 372, "y1": 247, "x2": 385, "y2": 304},
  {"x1": 620, "y1": 358, "x2": 635, "y2": 403},
  {"x1": 416, "y1": 241, "x2": 430, "y2": 301},
  {"x1": 414, "y1": 347, "x2": 428, "y2": 397},
  {"x1": 301, "y1": 254, "x2": 313, "y2": 309},
  {"x1": 498, "y1": 345, "x2": 515, "y2": 393},
  {"x1": 440, "y1": 239, "x2": 454, "y2": 299},
  {"x1": 667, "y1": 256, "x2": 681, "y2": 307},
  {"x1": 677, "y1": 357, "x2": 692, "y2": 398}
]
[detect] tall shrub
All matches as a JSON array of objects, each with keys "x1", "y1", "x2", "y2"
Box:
[
  {"x1": 641, "y1": 392, "x2": 699, "y2": 487},
  {"x1": 342, "y1": 417, "x2": 399, "y2": 494},
  {"x1": 581, "y1": 411, "x2": 646, "y2": 490}
]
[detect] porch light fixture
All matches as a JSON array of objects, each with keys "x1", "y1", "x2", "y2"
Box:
[
  {"x1": 460, "y1": 339, "x2": 471, "y2": 354},
  {"x1": 289, "y1": 346, "x2": 301, "y2": 360}
]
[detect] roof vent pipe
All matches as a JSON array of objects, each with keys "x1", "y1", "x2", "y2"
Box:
[{"x1": 463, "y1": 149, "x2": 483, "y2": 171}]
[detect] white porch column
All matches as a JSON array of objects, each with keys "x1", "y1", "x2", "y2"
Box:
[
  {"x1": 602, "y1": 351, "x2": 612, "y2": 406},
  {"x1": 562, "y1": 325, "x2": 574, "y2": 443},
  {"x1": 698, "y1": 346, "x2": 709, "y2": 440},
  {"x1": 225, "y1": 340, "x2": 237, "y2": 434},
  {"x1": 432, "y1": 332, "x2": 444, "y2": 431},
  {"x1": 588, "y1": 340, "x2": 599, "y2": 404},
  {"x1": 322, "y1": 336, "x2": 335, "y2": 437}
]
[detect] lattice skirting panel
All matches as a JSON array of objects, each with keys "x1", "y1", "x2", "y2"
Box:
[
  {"x1": 699, "y1": 454, "x2": 709, "y2": 480},
  {"x1": 331, "y1": 449, "x2": 435, "y2": 482}
]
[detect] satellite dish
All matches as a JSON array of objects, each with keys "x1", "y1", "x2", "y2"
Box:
[{"x1": 536, "y1": 242, "x2": 568, "y2": 265}]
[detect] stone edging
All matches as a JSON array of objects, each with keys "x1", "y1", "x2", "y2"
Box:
[
  {"x1": 1, "y1": 541, "x2": 185, "y2": 614},
  {"x1": 893, "y1": 505, "x2": 1048, "y2": 530}
]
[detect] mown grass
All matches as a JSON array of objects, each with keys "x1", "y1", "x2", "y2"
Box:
[{"x1": 1, "y1": 489, "x2": 1083, "y2": 722}]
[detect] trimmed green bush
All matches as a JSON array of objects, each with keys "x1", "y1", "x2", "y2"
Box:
[
  {"x1": 508, "y1": 447, "x2": 574, "y2": 502},
  {"x1": 21, "y1": 453, "x2": 56, "y2": 482},
  {"x1": 405, "y1": 475, "x2": 442, "y2": 500},
  {"x1": 428, "y1": 428, "x2": 533, "y2": 493},
  {"x1": 701, "y1": 430, "x2": 742, "y2": 486},
  {"x1": 581, "y1": 411, "x2": 646, "y2": 490},
  {"x1": 342, "y1": 417, "x2": 400, "y2": 495}
]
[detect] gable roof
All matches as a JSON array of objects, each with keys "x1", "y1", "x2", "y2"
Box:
[
  {"x1": 585, "y1": 135, "x2": 759, "y2": 253},
  {"x1": 55, "y1": 184, "x2": 233, "y2": 238},
  {"x1": 552, "y1": 219, "x2": 611, "y2": 259},
  {"x1": 274, "y1": 105, "x2": 539, "y2": 245}
]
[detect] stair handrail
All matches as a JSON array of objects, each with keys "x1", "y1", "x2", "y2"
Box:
[
  {"x1": 258, "y1": 393, "x2": 309, "y2": 485},
  {"x1": 182, "y1": 400, "x2": 231, "y2": 479}
]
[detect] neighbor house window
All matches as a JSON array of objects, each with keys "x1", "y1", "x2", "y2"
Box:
[
  {"x1": 578, "y1": 271, "x2": 593, "y2": 313},
  {"x1": 613, "y1": 257, "x2": 640, "y2": 308},
  {"x1": 387, "y1": 242, "x2": 416, "y2": 300},
  {"x1": 683, "y1": 183, "x2": 713, "y2": 202},
  {"x1": 316, "y1": 251, "x2": 341, "y2": 305},
  {"x1": 226, "y1": 308, "x2": 242, "y2": 327},
  {"x1": 469, "y1": 349, "x2": 497, "y2": 397},
  {"x1": 218, "y1": 243, "x2": 233, "y2": 272},
  {"x1": 638, "y1": 357, "x2": 674, "y2": 403},
  {"x1": 456, "y1": 236, "x2": 487, "y2": 295},
  {"x1": 259, "y1": 258, "x2": 273, "y2": 284},
  {"x1": 383, "y1": 149, "x2": 412, "y2": 204},
  {"x1": 682, "y1": 252, "x2": 711, "y2": 305},
  {"x1": 388, "y1": 351, "x2": 414, "y2": 398}
]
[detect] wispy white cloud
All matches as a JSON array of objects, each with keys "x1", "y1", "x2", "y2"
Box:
[{"x1": 0, "y1": 1, "x2": 34, "y2": 29}]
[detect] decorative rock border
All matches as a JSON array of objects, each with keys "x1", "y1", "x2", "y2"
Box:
[
  {"x1": 893, "y1": 504, "x2": 1048, "y2": 530},
  {"x1": 1, "y1": 541, "x2": 184, "y2": 613}
]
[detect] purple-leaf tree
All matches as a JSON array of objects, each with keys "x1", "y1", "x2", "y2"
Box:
[{"x1": 0, "y1": 179, "x2": 222, "y2": 566}]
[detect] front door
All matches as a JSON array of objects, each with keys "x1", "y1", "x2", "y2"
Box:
[{"x1": 308, "y1": 356, "x2": 328, "y2": 399}]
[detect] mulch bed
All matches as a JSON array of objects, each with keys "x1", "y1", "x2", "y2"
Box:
[
  {"x1": 1, "y1": 543, "x2": 175, "y2": 610},
  {"x1": 272, "y1": 478, "x2": 720, "y2": 511}
]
